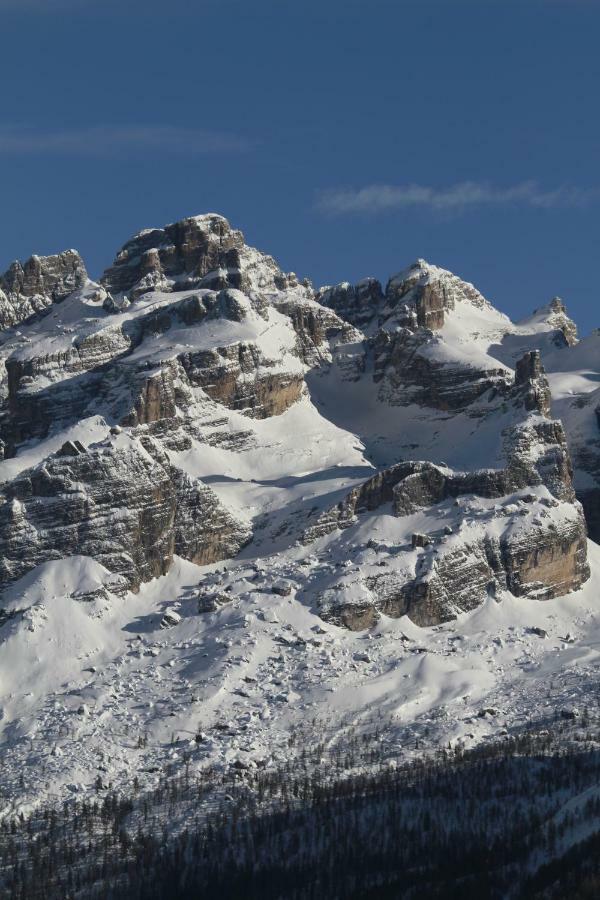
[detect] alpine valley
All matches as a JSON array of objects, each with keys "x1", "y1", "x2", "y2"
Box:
[{"x1": 1, "y1": 214, "x2": 600, "y2": 899}]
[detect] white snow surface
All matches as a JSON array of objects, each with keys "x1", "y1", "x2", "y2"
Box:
[
  {"x1": 1, "y1": 542, "x2": 599, "y2": 818},
  {"x1": 0, "y1": 247, "x2": 598, "y2": 817}
]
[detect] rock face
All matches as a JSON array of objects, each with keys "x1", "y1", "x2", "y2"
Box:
[
  {"x1": 0, "y1": 214, "x2": 594, "y2": 628},
  {"x1": 514, "y1": 350, "x2": 552, "y2": 417},
  {"x1": 319, "y1": 260, "x2": 514, "y2": 413},
  {"x1": 0, "y1": 437, "x2": 250, "y2": 590},
  {"x1": 304, "y1": 418, "x2": 576, "y2": 544},
  {"x1": 529, "y1": 297, "x2": 579, "y2": 347},
  {"x1": 537, "y1": 331, "x2": 600, "y2": 544},
  {"x1": 306, "y1": 353, "x2": 589, "y2": 628},
  {"x1": 571, "y1": 392, "x2": 600, "y2": 544},
  {"x1": 0, "y1": 250, "x2": 88, "y2": 330},
  {"x1": 0, "y1": 284, "x2": 313, "y2": 454},
  {"x1": 317, "y1": 278, "x2": 384, "y2": 330},
  {"x1": 272, "y1": 294, "x2": 361, "y2": 367},
  {"x1": 352, "y1": 513, "x2": 588, "y2": 629},
  {"x1": 178, "y1": 344, "x2": 305, "y2": 419},
  {"x1": 385, "y1": 259, "x2": 492, "y2": 328},
  {"x1": 373, "y1": 327, "x2": 511, "y2": 411},
  {"x1": 319, "y1": 259, "x2": 493, "y2": 335},
  {"x1": 101, "y1": 214, "x2": 303, "y2": 301},
  {"x1": 315, "y1": 496, "x2": 588, "y2": 630}
]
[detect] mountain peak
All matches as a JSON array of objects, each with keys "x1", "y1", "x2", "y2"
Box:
[
  {"x1": 101, "y1": 213, "x2": 303, "y2": 302},
  {"x1": 385, "y1": 259, "x2": 493, "y2": 330},
  {"x1": 0, "y1": 214, "x2": 598, "y2": 843},
  {"x1": 519, "y1": 295, "x2": 578, "y2": 346},
  {"x1": 0, "y1": 249, "x2": 87, "y2": 331}
]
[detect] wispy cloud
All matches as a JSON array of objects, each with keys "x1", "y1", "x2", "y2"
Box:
[
  {"x1": 0, "y1": 125, "x2": 252, "y2": 157},
  {"x1": 316, "y1": 181, "x2": 598, "y2": 216}
]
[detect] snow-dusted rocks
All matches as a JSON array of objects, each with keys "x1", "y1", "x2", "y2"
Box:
[
  {"x1": 318, "y1": 259, "x2": 493, "y2": 335},
  {"x1": 374, "y1": 326, "x2": 512, "y2": 410},
  {"x1": 0, "y1": 250, "x2": 88, "y2": 331},
  {"x1": 538, "y1": 329, "x2": 600, "y2": 543},
  {"x1": 0, "y1": 215, "x2": 598, "y2": 823},
  {"x1": 271, "y1": 293, "x2": 361, "y2": 368},
  {"x1": 517, "y1": 296, "x2": 579, "y2": 348},
  {"x1": 101, "y1": 214, "x2": 304, "y2": 301},
  {"x1": 514, "y1": 350, "x2": 552, "y2": 416},
  {"x1": 0, "y1": 435, "x2": 250, "y2": 590},
  {"x1": 0, "y1": 285, "x2": 312, "y2": 454},
  {"x1": 305, "y1": 388, "x2": 590, "y2": 629},
  {"x1": 0, "y1": 214, "x2": 595, "y2": 640},
  {"x1": 160, "y1": 609, "x2": 181, "y2": 628},
  {"x1": 317, "y1": 277, "x2": 384, "y2": 330},
  {"x1": 385, "y1": 258, "x2": 493, "y2": 329}
]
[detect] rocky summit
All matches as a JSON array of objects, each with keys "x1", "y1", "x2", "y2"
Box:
[
  {"x1": 0, "y1": 215, "x2": 596, "y2": 614},
  {"x1": 0, "y1": 213, "x2": 598, "y2": 818}
]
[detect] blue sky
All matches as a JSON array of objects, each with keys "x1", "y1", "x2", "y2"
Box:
[{"x1": 1, "y1": 0, "x2": 599, "y2": 332}]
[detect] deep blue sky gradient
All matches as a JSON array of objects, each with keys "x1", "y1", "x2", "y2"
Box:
[{"x1": 1, "y1": 0, "x2": 599, "y2": 332}]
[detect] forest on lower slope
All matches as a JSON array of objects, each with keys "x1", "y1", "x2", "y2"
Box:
[{"x1": 3, "y1": 724, "x2": 600, "y2": 899}]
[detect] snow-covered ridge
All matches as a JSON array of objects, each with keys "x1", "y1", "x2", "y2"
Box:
[{"x1": 0, "y1": 211, "x2": 598, "y2": 816}]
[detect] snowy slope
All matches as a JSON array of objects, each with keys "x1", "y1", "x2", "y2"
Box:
[
  {"x1": 0, "y1": 215, "x2": 598, "y2": 818},
  {"x1": 1, "y1": 542, "x2": 599, "y2": 817}
]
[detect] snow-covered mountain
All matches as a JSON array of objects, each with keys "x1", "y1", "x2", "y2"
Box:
[{"x1": 0, "y1": 213, "x2": 598, "y2": 821}]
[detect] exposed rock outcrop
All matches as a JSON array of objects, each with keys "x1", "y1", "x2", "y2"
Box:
[
  {"x1": 121, "y1": 365, "x2": 179, "y2": 427},
  {"x1": 527, "y1": 297, "x2": 579, "y2": 347},
  {"x1": 305, "y1": 352, "x2": 574, "y2": 547},
  {"x1": 514, "y1": 350, "x2": 552, "y2": 416},
  {"x1": 0, "y1": 213, "x2": 594, "y2": 631},
  {"x1": 307, "y1": 353, "x2": 589, "y2": 628},
  {"x1": 549, "y1": 357, "x2": 600, "y2": 544},
  {"x1": 374, "y1": 327, "x2": 512, "y2": 411},
  {"x1": 317, "y1": 278, "x2": 384, "y2": 330},
  {"x1": 0, "y1": 250, "x2": 88, "y2": 330},
  {"x1": 178, "y1": 344, "x2": 305, "y2": 418},
  {"x1": 101, "y1": 214, "x2": 303, "y2": 300},
  {"x1": 318, "y1": 260, "x2": 492, "y2": 334},
  {"x1": 0, "y1": 285, "x2": 309, "y2": 453},
  {"x1": 386, "y1": 259, "x2": 491, "y2": 326},
  {"x1": 316, "y1": 496, "x2": 589, "y2": 630},
  {"x1": 355, "y1": 512, "x2": 589, "y2": 628},
  {"x1": 272, "y1": 295, "x2": 361, "y2": 366},
  {"x1": 0, "y1": 437, "x2": 250, "y2": 590}
]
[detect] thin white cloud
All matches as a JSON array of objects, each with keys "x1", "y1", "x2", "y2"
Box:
[
  {"x1": 0, "y1": 125, "x2": 252, "y2": 156},
  {"x1": 316, "y1": 181, "x2": 598, "y2": 215}
]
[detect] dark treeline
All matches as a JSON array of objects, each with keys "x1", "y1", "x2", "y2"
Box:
[{"x1": 2, "y1": 728, "x2": 600, "y2": 899}]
